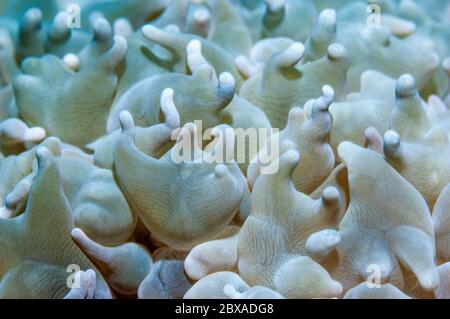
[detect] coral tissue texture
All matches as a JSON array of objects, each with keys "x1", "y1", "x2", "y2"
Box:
[{"x1": 0, "y1": 0, "x2": 449, "y2": 299}]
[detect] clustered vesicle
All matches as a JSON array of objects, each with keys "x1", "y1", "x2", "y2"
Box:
[{"x1": 0, "y1": 0, "x2": 449, "y2": 299}]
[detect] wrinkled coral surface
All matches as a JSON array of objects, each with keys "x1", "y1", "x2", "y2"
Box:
[{"x1": 0, "y1": 0, "x2": 449, "y2": 300}]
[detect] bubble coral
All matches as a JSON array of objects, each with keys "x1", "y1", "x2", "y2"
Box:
[{"x1": 0, "y1": 0, "x2": 449, "y2": 300}]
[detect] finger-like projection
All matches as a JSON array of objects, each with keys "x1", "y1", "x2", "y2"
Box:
[
  {"x1": 16, "y1": 8, "x2": 45, "y2": 61},
  {"x1": 329, "y1": 70, "x2": 396, "y2": 149},
  {"x1": 0, "y1": 137, "x2": 60, "y2": 219},
  {"x1": 433, "y1": 184, "x2": 450, "y2": 264},
  {"x1": 184, "y1": 271, "x2": 284, "y2": 299},
  {"x1": 107, "y1": 40, "x2": 235, "y2": 133},
  {"x1": 79, "y1": 0, "x2": 168, "y2": 31},
  {"x1": 0, "y1": 118, "x2": 45, "y2": 147},
  {"x1": 382, "y1": 75, "x2": 450, "y2": 207},
  {"x1": 0, "y1": 148, "x2": 111, "y2": 299},
  {"x1": 238, "y1": 149, "x2": 344, "y2": 298},
  {"x1": 307, "y1": 142, "x2": 439, "y2": 294},
  {"x1": 138, "y1": 247, "x2": 191, "y2": 299},
  {"x1": 140, "y1": 24, "x2": 242, "y2": 85},
  {"x1": 344, "y1": 283, "x2": 411, "y2": 299},
  {"x1": 262, "y1": 0, "x2": 316, "y2": 42},
  {"x1": 71, "y1": 228, "x2": 152, "y2": 296},
  {"x1": 44, "y1": 11, "x2": 90, "y2": 58},
  {"x1": 13, "y1": 36, "x2": 127, "y2": 147},
  {"x1": 204, "y1": 0, "x2": 252, "y2": 57},
  {"x1": 218, "y1": 95, "x2": 272, "y2": 174},
  {"x1": 89, "y1": 88, "x2": 180, "y2": 169},
  {"x1": 185, "y1": 226, "x2": 240, "y2": 281},
  {"x1": 63, "y1": 269, "x2": 97, "y2": 299},
  {"x1": 248, "y1": 85, "x2": 335, "y2": 194},
  {"x1": 57, "y1": 157, "x2": 135, "y2": 246},
  {"x1": 77, "y1": 15, "x2": 115, "y2": 70},
  {"x1": 239, "y1": 41, "x2": 347, "y2": 128},
  {"x1": 113, "y1": 112, "x2": 247, "y2": 250}
]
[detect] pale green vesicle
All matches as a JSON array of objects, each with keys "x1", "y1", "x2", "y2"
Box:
[{"x1": 248, "y1": 86, "x2": 336, "y2": 195}]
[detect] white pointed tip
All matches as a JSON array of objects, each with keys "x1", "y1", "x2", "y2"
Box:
[
  {"x1": 141, "y1": 24, "x2": 159, "y2": 39},
  {"x1": 35, "y1": 146, "x2": 52, "y2": 169},
  {"x1": 113, "y1": 35, "x2": 128, "y2": 53}
]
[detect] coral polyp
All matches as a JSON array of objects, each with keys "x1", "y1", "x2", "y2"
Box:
[{"x1": 0, "y1": 0, "x2": 449, "y2": 300}]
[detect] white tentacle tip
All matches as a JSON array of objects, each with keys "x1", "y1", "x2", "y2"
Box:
[
  {"x1": 35, "y1": 147, "x2": 53, "y2": 169},
  {"x1": 288, "y1": 107, "x2": 306, "y2": 124},
  {"x1": 193, "y1": 8, "x2": 211, "y2": 24},
  {"x1": 322, "y1": 186, "x2": 340, "y2": 206}
]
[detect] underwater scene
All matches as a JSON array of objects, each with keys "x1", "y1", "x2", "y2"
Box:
[{"x1": 0, "y1": 0, "x2": 449, "y2": 300}]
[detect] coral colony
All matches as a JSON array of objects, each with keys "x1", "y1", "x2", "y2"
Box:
[{"x1": 0, "y1": 0, "x2": 449, "y2": 300}]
